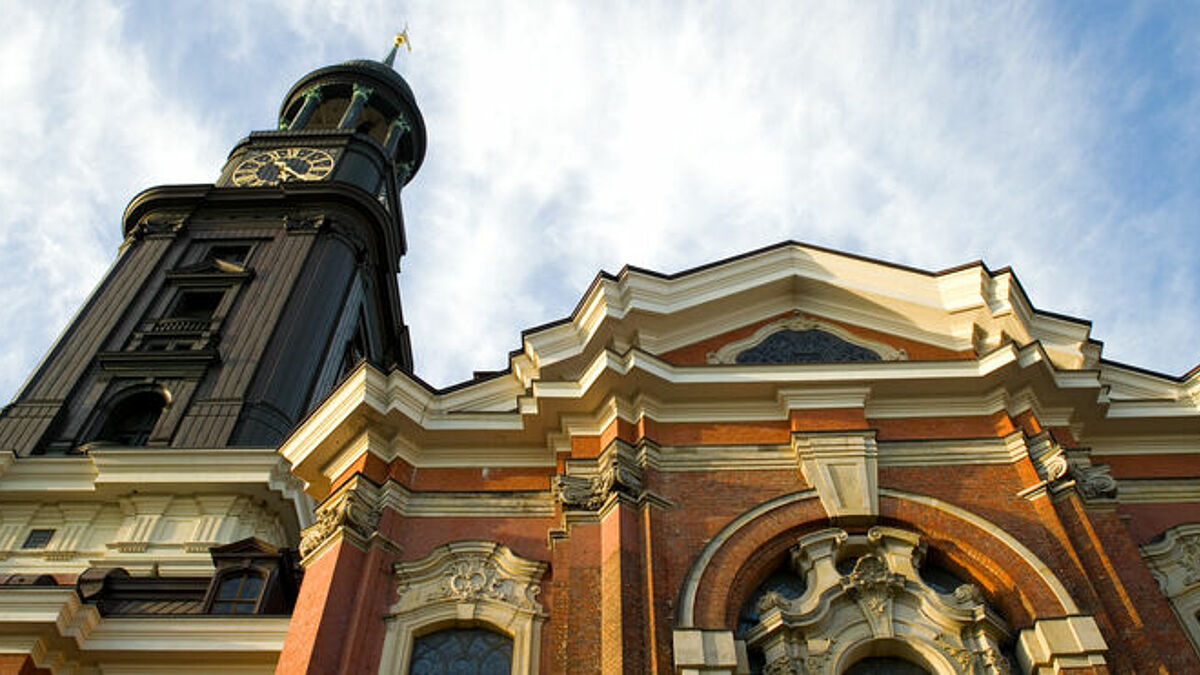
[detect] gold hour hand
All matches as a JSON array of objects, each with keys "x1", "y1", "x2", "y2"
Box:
[{"x1": 272, "y1": 159, "x2": 304, "y2": 181}]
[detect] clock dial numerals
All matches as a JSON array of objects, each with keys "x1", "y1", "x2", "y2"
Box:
[{"x1": 232, "y1": 148, "x2": 336, "y2": 186}]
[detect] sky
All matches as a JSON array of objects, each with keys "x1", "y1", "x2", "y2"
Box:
[{"x1": 0, "y1": 1, "x2": 1197, "y2": 401}]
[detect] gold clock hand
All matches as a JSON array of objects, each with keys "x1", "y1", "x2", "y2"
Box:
[{"x1": 272, "y1": 159, "x2": 304, "y2": 181}]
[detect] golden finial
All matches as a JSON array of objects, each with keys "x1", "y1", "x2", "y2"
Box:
[{"x1": 383, "y1": 26, "x2": 412, "y2": 67}]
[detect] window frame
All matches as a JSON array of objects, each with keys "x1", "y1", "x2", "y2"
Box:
[{"x1": 378, "y1": 541, "x2": 547, "y2": 675}]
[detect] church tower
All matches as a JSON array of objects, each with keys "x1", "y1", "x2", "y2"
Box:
[{"x1": 0, "y1": 42, "x2": 425, "y2": 454}]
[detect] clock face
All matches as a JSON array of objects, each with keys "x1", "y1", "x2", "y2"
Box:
[{"x1": 231, "y1": 147, "x2": 335, "y2": 186}]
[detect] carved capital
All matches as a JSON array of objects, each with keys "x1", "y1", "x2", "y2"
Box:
[
  {"x1": 302, "y1": 85, "x2": 324, "y2": 102},
  {"x1": 552, "y1": 440, "x2": 643, "y2": 512},
  {"x1": 298, "y1": 479, "x2": 382, "y2": 560},
  {"x1": 1066, "y1": 450, "x2": 1118, "y2": 501}
]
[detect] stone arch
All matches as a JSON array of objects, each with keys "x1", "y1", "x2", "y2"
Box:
[
  {"x1": 674, "y1": 490, "x2": 1108, "y2": 673},
  {"x1": 679, "y1": 490, "x2": 1078, "y2": 632}
]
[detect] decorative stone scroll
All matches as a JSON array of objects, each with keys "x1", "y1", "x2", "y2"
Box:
[
  {"x1": 706, "y1": 312, "x2": 907, "y2": 365},
  {"x1": 1019, "y1": 435, "x2": 1117, "y2": 504},
  {"x1": 379, "y1": 540, "x2": 548, "y2": 675},
  {"x1": 1065, "y1": 449, "x2": 1118, "y2": 502}
]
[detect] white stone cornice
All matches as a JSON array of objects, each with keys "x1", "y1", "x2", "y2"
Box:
[
  {"x1": 1088, "y1": 435, "x2": 1200, "y2": 456},
  {"x1": 1117, "y1": 479, "x2": 1200, "y2": 504},
  {"x1": 778, "y1": 385, "x2": 872, "y2": 411},
  {"x1": 0, "y1": 588, "x2": 286, "y2": 673},
  {"x1": 0, "y1": 449, "x2": 300, "y2": 496}
]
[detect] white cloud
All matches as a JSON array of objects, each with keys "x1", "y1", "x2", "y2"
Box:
[{"x1": 0, "y1": 2, "x2": 1196, "y2": 400}]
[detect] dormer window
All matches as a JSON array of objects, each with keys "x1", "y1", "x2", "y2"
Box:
[
  {"x1": 210, "y1": 571, "x2": 266, "y2": 614},
  {"x1": 95, "y1": 390, "x2": 167, "y2": 446}
]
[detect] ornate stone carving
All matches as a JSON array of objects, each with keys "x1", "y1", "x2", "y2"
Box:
[
  {"x1": 934, "y1": 632, "x2": 978, "y2": 671},
  {"x1": 737, "y1": 526, "x2": 1013, "y2": 673},
  {"x1": 1028, "y1": 434, "x2": 1069, "y2": 484},
  {"x1": 283, "y1": 212, "x2": 328, "y2": 232},
  {"x1": 392, "y1": 541, "x2": 546, "y2": 615},
  {"x1": 132, "y1": 212, "x2": 189, "y2": 239},
  {"x1": 981, "y1": 644, "x2": 1014, "y2": 674},
  {"x1": 952, "y1": 582, "x2": 985, "y2": 606},
  {"x1": 756, "y1": 590, "x2": 790, "y2": 614},
  {"x1": 434, "y1": 554, "x2": 539, "y2": 610},
  {"x1": 1068, "y1": 459, "x2": 1118, "y2": 501},
  {"x1": 551, "y1": 474, "x2": 605, "y2": 510},
  {"x1": 840, "y1": 554, "x2": 906, "y2": 636},
  {"x1": 552, "y1": 441, "x2": 643, "y2": 512},
  {"x1": 381, "y1": 541, "x2": 548, "y2": 675},
  {"x1": 763, "y1": 655, "x2": 800, "y2": 675},
  {"x1": 298, "y1": 480, "x2": 381, "y2": 559}
]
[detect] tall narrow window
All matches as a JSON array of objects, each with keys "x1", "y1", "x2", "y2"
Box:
[
  {"x1": 409, "y1": 628, "x2": 512, "y2": 675},
  {"x1": 95, "y1": 391, "x2": 167, "y2": 446}
]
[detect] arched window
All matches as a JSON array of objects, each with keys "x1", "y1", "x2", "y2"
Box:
[
  {"x1": 378, "y1": 541, "x2": 548, "y2": 675},
  {"x1": 209, "y1": 570, "x2": 266, "y2": 614},
  {"x1": 734, "y1": 527, "x2": 1014, "y2": 674},
  {"x1": 95, "y1": 390, "x2": 167, "y2": 446},
  {"x1": 409, "y1": 628, "x2": 512, "y2": 675}
]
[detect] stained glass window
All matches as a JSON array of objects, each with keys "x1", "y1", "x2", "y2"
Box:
[{"x1": 409, "y1": 628, "x2": 512, "y2": 675}]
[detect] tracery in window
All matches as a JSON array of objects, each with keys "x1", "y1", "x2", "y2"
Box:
[{"x1": 409, "y1": 628, "x2": 512, "y2": 675}]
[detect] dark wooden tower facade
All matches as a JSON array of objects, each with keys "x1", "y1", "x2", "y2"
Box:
[{"x1": 0, "y1": 51, "x2": 426, "y2": 454}]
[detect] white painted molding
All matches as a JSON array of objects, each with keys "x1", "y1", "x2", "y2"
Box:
[
  {"x1": 0, "y1": 587, "x2": 287, "y2": 674},
  {"x1": 1118, "y1": 479, "x2": 1200, "y2": 504}
]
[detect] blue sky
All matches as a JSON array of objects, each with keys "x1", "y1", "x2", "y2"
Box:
[{"x1": 0, "y1": 1, "x2": 1197, "y2": 401}]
